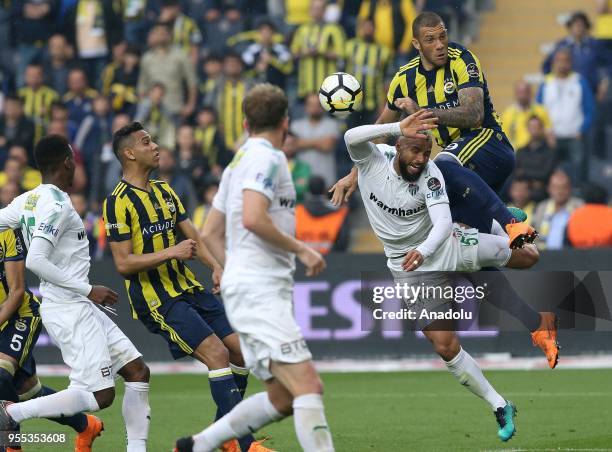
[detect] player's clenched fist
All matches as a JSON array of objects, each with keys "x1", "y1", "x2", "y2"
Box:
[
  {"x1": 297, "y1": 243, "x2": 326, "y2": 277},
  {"x1": 171, "y1": 239, "x2": 197, "y2": 260},
  {"x1": 88, "y1": 285, "x2": 119, "y2": 306}
]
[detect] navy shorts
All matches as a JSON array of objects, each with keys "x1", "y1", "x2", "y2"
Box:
[
  {"x1": 0, "y1": 314, "x2": 41, "y2": 378},
  {"x1": 138, "y1": 289, "x2": 234, "y2": 359},
  {"x1": 438, "y1": 128, "x2": 515, "y2": 193}
]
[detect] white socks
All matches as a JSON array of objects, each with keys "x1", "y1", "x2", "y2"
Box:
[
  {"x1": 123, "y1": 382, "x2": 150, "y2": 452},
  {"x1": 293, "y1": 394, "x2": 334, "y2": 452},
  {"x1": 193, "y1": 391, "x2": 283, "y2": 452},
  {"x1": 445, "y1": 348, "x2": 506, "y2": 410},
  {"x1": 7, "y1": 388, "x2": 99, "y2": 423}
]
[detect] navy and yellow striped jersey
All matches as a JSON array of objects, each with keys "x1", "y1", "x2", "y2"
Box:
[
  {"x1": 218, "y1": 80, "x2": 247, "y2": 150},
  {"x1": 102, "y1": 180, "x2": 202, "y2": 318},
  {"x1": 387, "y1": 42, "x2": 502, "y2": 147},
  {"x1": 0, "y1": 229, "x2": 39, "y2": 319},
  {"x1": 171, "y1": 14, "x2": 202, "y2": 52}
]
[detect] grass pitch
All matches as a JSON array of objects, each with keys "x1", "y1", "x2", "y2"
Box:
[{"x1": 21, "y1": 369, "x2": 612, "y2": 451}]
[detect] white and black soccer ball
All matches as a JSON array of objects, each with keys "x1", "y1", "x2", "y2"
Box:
[{"x1": 319, "y1": 72, "x2": 363, "y2": 119}]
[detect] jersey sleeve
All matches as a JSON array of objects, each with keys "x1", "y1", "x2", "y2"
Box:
[
  {"x1": 386, "y1": 71, "x2": 408, "y2": 111},
  {"x1": 453, "y1": 49, "x2": 485, "y2": 90},
  {"x1": 163, "y1": 183, "x2": 188, "y2": 222},
  {"x1": 0, "y1": 196, "x2": 22, "y2": 231},
  {"x1": 31, "y1": 200, "x2": 70, "y2": 247},
  {"x1": 2, "y1": 230, "x2": 24, "y2": 262},
  {"x1": 103, "y1": 196, "x2": 132, "y2": 242},
  {"x1": 420, "y1": 161, "x2": 449, "y2": 208},
  {"x1": 241, "y1": 151, "x2": 282, "y2": 202},
  {"x1": 212, "y1": 167, "x2": 230, "y2": 214}
]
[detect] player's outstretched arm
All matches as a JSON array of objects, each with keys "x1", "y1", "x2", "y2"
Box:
[
  {"x1": 243, "y1": 189, "x2": 326, "y2": 277},
  {"x1": 108, "y1": 238, "x2": 196, "y2": 277},
  {"x1": 200, "y1": 207, "x2": 226, "y2": 268},
  {"x1": 0, "y1": 259, "x2": 26, "y2": 326}
]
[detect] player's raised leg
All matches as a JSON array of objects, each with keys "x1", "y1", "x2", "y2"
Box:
[{"x1": 422, "y1": 321, "x2": 516, "y2": 442}]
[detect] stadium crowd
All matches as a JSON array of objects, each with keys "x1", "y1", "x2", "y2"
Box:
[{"x1": 0, "y1": 0, "x2": 610, "y2": 257}]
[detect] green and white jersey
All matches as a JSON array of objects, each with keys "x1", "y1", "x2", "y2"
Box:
[{"x1": 0, "y1": 184, "x2": 90, "y2": 303}]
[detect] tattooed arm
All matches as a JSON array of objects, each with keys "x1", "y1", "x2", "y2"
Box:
[{"x1": 429, "y1": 87, "x2": 484, "y2": 128}]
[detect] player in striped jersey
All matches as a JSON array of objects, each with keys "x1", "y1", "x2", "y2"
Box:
[
  {"x1": 0, "y1": 228, "x2": 102, "y2": 451},
  {"x1": 104, "y1": 122, "x2": 270, "y2": 452}
]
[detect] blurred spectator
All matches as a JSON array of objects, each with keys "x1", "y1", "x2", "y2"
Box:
[
  {"x1": 74, "y1": 95, "x2": 113, "y2": 182},
  {"x1": 290, "y1": 0, "x2": 345, "y2": 100},
  {"x1": 99, "y1": 41, "x2": 127, "y2": 95},
  {"x1": 542, "y1": 11, "x2": 605, "y2": 94},
  {"x1": 201, "y1": 3, "x2": 245, "y2": 56},
  {"x1": 567, "y1": 183, "x2": 612, "y2": 248},
  {"x1": 0, "y1": 182, "x2": 21, "y2": 207},
  {"x1": 198, "y1": 53, "x2": 224, "y2": 106},
  {"x1": 46, "y1": 118, "x2": 88, "y2": 193},
  {"x1": 138, "y1": 23, "x2": 197, "y2": 121},
  {"x1": 63, "y1": 0, "x2": 123, "y2": 84},
  {"x1": 104, "y1": 113, "x2": 131, "y2": 194},
  {"x1": 153, "y1": 147, "x2": 197, "y2": 214},
  {"x1": 71, "y1": 192, "x2": 106, "y2": 259},
  {"x1": 507, "y1": 177, "x2": 536, "y2": 221},
  {"x1": 357, "y1": 0, "x2": 417, "y2": 57},
  {"x1": 501, "y1": 80, "x2": 555, "y2": 151},
  {"x1": 204, "y1": 52, "x2": 252, "y2": 151},
  {"x1": 63, "y1": 67, "x2": 98, "y2": 128},
  {"x1": 102, "y1": 44, "x2": 140, "y2": 115},
  {"x1": 135, "y1": 83, "x2": 177, "y2": 149},
  {"x1": 159, "y1": 0, "x2": 202, "y2": 65},
  {"x1": 537, "y1": 48, "x2": 594, "y2": 185},
  {"x1": 0, "y1": 146, "x2": 41, "y2": 190},
  {"x1": 175, "y1": 123, "x2": 207, "y2": 190},
  {"x1": 282, "y1": 132, "x2": 311, "y2": 203},
  {"x1": 295, "y1": 175, "x2": 350, "y2": 254},
  {"x1": 242, "y1": 19, "x2": 292, "y2": 88},
  {"x1": 595, "y1": 0, "x2": 612, "y2": 50},
  {"x1": 43, "y1": 34, "x2": 75, "y2": 96},
  {"x1": 289, "y1": 93, "x2": 340, "y2": 187},
  {"x1": 515, "y1": 116, "x2": 557, "y2": 202},
  {"x1": 0, "y1": 95, "x2": 36, "y2": 165},
  {"x1": 194, "y1": 107, "x2": 231, "y2": 177},
  {"x1": 345, "y1": 17, "x2": 394, "y2": 126},
  {"x1": 192, "y1": 177, "x2": 219, "y2": 229},
  {"x1": 49, "y1": 101, "x2": 78, "y2": 141},
  {"x1": 12, "y1": 0, "x2": 59, "y2": 88},
  {"x1": 532, "y1": 170, "x2": 583, "y2": 250},
  {"x1": 120, "y1": 0, "x2": 150, "y2": 45},
  {"x1": 19, "y1": 63, "x2": 59, "y2": 143}
]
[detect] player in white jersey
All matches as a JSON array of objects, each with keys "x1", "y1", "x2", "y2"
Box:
[
  {"x1": 174, "y1": 84, "x2": 337, "y2": 452},
  {"x1": 343, "y1": 110, "x2": 542, "y2": 442},
  {"x1": 0, "y1": 135, "x2": 151, "y2": 452}
]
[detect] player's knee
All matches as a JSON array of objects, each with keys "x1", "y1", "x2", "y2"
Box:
[
  {"x1": 94, "y1": 387, "x2": 115, "y2": 409},
  {"x1": 268, "y1": 390, "x2": 294, "y2": 416},
  {"x1": 197, "y1": 337, "x2": 230, "y2": 369},
  {"x1": 120, "y1": 358, "x2": 150, "y2": 382},
  {"x1": 433, "y1": 339, "x2": 461, "y2": 361},
  {"x1": 523, "y1": 244, "x2": 539, "y2": 267}
]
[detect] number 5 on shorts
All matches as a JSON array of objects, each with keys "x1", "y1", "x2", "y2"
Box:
[{"x1": 10, "y1": 334, "x2": 23, "y2": 352}]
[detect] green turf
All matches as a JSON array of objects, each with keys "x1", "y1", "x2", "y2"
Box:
[{"x1": 18, "y1": 369, "x2": 612, "y2": 451}]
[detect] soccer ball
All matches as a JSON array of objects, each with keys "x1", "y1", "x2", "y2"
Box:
[{"x1": 319, "y1": 72, "x2": 363, "y2": 119}]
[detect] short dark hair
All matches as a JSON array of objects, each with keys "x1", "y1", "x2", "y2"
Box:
[
  {"x1": 243, "y1": 83, "x2": 288, "y2": 133},
  {"x1": 412, "y1": 11, "x2": 445, "y2": 39},
  {"x1": 567, "y1": 11, "x2": 591, "y2": 29},
  {"x1": 308, "y1": 176, "x2": 327, "y2": 196},
  {"x1": 34, "y1": 135, "x2": 72, "y2": 173},
  {"x1": 4, "y1": 94, "x2": 21, "y2": 104},
  {"x1": 112, "y1": 121, "x2": 144, "y2": 160},
  {"x1": 511, "y1": 175, "x2": 530, "y2": 185},
  {"x1": 581, "y1": 183, "x2": 608, "y2": 204}
]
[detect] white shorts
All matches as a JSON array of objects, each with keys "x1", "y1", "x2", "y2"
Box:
[
  {"x1": 40, "y1": 301, "x2": 142, "y2": 392},
  {"x1": 221, "y1": 278, "x2": 312, "y2": 381}
]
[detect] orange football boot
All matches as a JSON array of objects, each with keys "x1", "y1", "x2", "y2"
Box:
[
  {"x1": 74, "y1": 414, "x2": 104, "y2": 452},
  {"x1": 505, "y1": 220, "x2": 538, "y2": 249},
  {"x1": 248, "y1": 437, "x2": 275, "y2": 452},
  {"x1": 531, "y1": 312, "x2": 560, "y2": 369}
]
